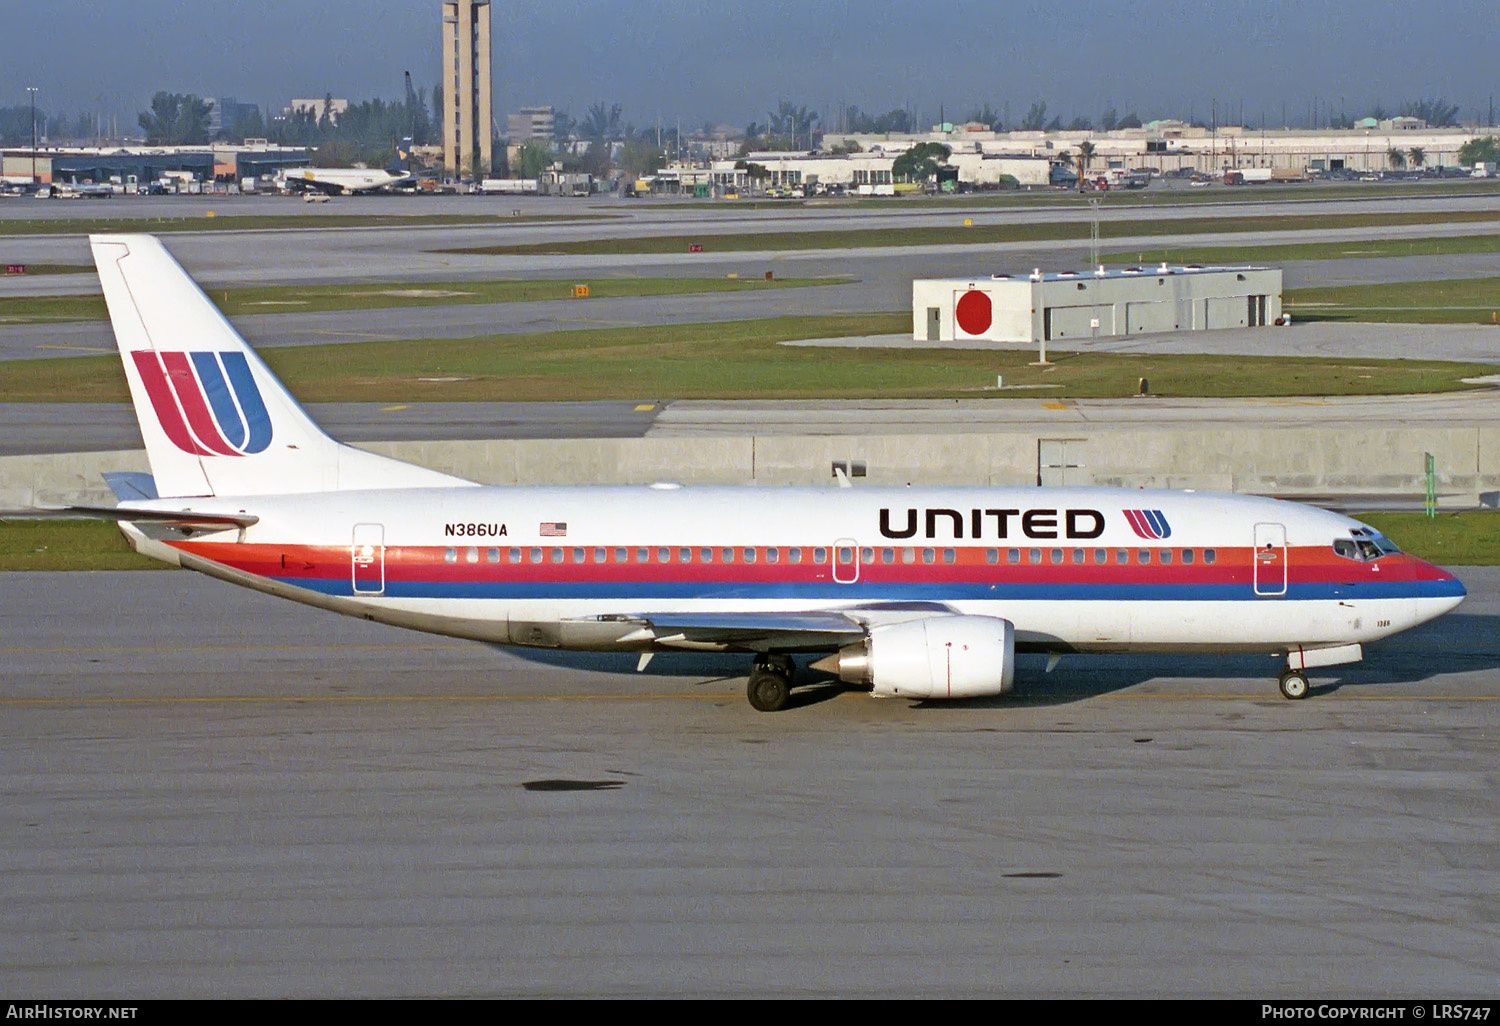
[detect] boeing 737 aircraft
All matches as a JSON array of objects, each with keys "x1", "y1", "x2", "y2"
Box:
[
  {"x1": 277, "y1": 138, "x2": 417, "y2": 195},
  {"x1": 43, "y1": 235, "x2": 1466, "y2": 711}
]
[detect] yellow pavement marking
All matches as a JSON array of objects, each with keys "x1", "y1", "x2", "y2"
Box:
[
  {"x1": 634, "y1": 403, "x2": 658, "y2": 411},
  {"x1": 379, "y1": 405, "x2": 409, "y2": 412},
  {"x1": 1041, "y1": 402, "x2": 1072, "y2": 410}
]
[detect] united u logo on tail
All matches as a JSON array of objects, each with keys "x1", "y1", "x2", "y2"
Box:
[
  {"x1": 131, "y1": 350, "x2": 272, "y2": 456},
  {"x1": 1123, "y1": 508, "x2": 1172, "y2": 540}
]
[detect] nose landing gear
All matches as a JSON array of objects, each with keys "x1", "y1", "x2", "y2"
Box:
[{"x1": 1278, "y1": 669, "x2": 1310, "y2": 700}]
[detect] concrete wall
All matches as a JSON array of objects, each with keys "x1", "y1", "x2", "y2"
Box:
[{"x1": 5, "y1": 424, "x2": 1498, "y2": 507}]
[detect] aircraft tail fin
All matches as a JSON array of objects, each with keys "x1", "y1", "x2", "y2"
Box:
[
  {"x1": 90, "y1": 234, "x2": 473, "y2": 498},
  {"x1": 391, "y1": 137, "x2": 414, "y2": 174}
]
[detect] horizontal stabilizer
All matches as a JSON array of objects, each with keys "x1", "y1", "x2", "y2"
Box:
[{"x1": 3, "y1": 505, "x2": 259, "y2": 528}]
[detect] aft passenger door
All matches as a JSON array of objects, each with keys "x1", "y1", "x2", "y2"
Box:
[
  {"x1": 352, "y1": 522, "x2": 386, "y2": 595},
  {"x1": 1253, "y1": 522, "x2": 1287, "y2": 597}
]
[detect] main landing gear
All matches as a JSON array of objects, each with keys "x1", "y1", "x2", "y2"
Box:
[
  {"x1": 747, "y1": 654, "x2": 795, "y2": 712},
  {"x1": 1278, "y1": 669, "x2": 1310, "y2": 700}
]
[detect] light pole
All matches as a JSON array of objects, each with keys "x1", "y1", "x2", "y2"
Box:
[{"x1": 27, "y1": 87, "x2": 39, "y2": 184}]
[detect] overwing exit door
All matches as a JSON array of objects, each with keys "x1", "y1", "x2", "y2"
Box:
[
  {"x1": 352, "y1": 522, "x2": 385, "y2": 594},
  {"x1": 1253, "y1": 522, "x2": 1287, "y2": 596}
]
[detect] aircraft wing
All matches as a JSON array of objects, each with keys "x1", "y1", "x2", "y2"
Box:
[{"x1": 602, "y1": 610, "x2": 869, "y2": 651}]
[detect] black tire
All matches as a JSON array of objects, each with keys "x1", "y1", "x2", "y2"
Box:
[
  {"x1": 747, "y1": 669, "x2": 791, "y2": 712},
  {"x1": 1278, "y1": 671, "x2": 1310, "y2": 700}
]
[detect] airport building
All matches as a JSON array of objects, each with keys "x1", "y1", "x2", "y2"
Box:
[
  {"x1": 826, "y1": 123, "x2": 1490, "y2": 176},
  {"x1": 0, "y1": 143, "x2": 309, "y2": 188},
  {"x1": 912, "y1": 266, "x2": 1284, "y2": 343},
  {"x1": 441, "y1": 0, "x2": 493, "y2": 177}
]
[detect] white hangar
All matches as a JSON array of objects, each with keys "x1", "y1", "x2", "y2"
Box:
[{"x1": 912, "y1": 265, "x2": 1284, "y2": 343}]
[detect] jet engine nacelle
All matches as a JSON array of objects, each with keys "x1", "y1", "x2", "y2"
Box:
[{"x1": 824, "y1": 615, "x2": 1016, "y2": 700}]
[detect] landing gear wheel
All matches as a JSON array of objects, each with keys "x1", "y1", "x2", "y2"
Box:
[
  {"x1": 754, "y1": 653, "x2": 795, "y2": 677},
  {"x1": 747, "y1": 669, "x2": 792, "y2": 713},
  {"x1": 1278, "y1": 670, "x2": 1310, "y2": 700}
]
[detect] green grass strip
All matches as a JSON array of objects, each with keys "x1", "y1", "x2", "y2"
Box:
[
  {"x1": 0, "y1": 274, "x2": 849, "y2": 324},
  {"x1": 1104, "y1": 234, "x2": 1500, "y2": 266},
  {"x1": 1284, "y1": 277, "x2": 1500, "y2": 324},
  {"x1": 0, "y1": 518, "x2": 166, "y2": 571},
  {"x1": 1360, "y1": 512, "x2": 1500, "y2": 565},
  {"x1": 440, "y1": 209, "x2": 1500, "y2": 258},
  {"x1": 0, "y1": 314, "x2": 1493, "y2": 404}
]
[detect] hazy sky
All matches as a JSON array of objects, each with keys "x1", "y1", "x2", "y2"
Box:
[{"x1": 4, "y1": 0, "x2": 1497, "y2": 131}]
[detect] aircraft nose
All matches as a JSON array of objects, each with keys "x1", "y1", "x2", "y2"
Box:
[{"x1": 1414, "y1": 559, "x2": 1466, "y2": 619}]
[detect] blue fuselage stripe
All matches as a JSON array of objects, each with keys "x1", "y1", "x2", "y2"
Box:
[{"x1": 274, "y1": 577, "x2": 1465, "y2": 603}]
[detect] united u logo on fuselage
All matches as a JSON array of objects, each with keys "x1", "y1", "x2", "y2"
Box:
[
  {"x1": 131, "y1": 350, "x2": 272, "y2": 457},
  {"x1": 1124, "y1": 509, "x2": 1172, "y2": 540}
]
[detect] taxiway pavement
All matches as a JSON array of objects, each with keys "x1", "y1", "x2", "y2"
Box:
[{"x1": 0, "y1": 568, "x2": 1495, "y2": 997}]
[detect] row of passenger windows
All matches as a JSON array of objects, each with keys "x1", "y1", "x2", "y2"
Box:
[{"x1": 440, "y1": 545, "x2": 1217, "y2": 566}]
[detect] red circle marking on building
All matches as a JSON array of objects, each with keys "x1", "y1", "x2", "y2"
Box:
[{"x1": 954, "y1": 290, "x2": 992, "y2": 335}]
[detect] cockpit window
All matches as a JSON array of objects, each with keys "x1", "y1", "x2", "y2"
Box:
[{"x1": 1334, "y1": 528, "x2": 1401, "y2": 562}]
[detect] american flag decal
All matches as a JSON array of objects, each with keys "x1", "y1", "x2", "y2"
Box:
[{"x1": 539, "y1": 522, "x2": 567, "y2": 537}]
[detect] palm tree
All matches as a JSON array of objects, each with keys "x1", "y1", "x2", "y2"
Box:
[
  {"x1": 1387, "y1": 146, "x2": 1406, "y2": 169},
  {"x1": 1076, "y1": 140, "x2": 1097, "y2": 180},
  {"x1": 1408, "y1": 146, "x2": 1426, "y2": 168}
]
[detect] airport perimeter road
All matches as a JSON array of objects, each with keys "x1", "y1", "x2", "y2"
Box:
[{"x1": 1, "y1": 570, "x2": 1496, "y2": 997}]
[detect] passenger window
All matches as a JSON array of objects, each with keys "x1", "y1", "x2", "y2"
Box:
[
  {"x1": 1008, "y1": 548, "x2": 1019, "y2": 565},
  {"x1": 788, "y1": 548, "x2": 801, "y2": 564},
  {"x1": 723, "y1": 547, "x2": 736, "y2": 564},
  {"x1": 1182, "y1": 549, "x2": 1195, "y2": 564},
  {"x1": 1094, "y1": 548, "x2": 1107, "y2": 565},
  {"x1": 573, "y1": 547, "x2": 586, "y2": 563},
  {"x1": 943, "y1": 548, "x2": 955, "y2": 564},
  {"x1": 1051, "y1": 548, "x2": 1063, "y2": 564},
  {"x1": 636, "y1": 547, "x2": 649, "y2": 563},
  {"x1": 594, "y1": 547, "x2": 607, "y2": 563},
  {"x1": 530, "y1": 547, "x2": 543, "y2": 563},
  {"x1": 1204, "y1": 549, "x2": 1217, "y2": 564},
  {"x1": 986, "y1": 548, "x2": 999, "y2": 565},
  {"x1": 614, "y1": 547, "x2": 627, "y2": 563},
  {"x1": 487, "y1": 548, "x2": 499, "y2": 564},
  {"x1": 861, "y1": 547, "x2": 875, "y2": 563},
  {"x1": 466, "y1": 547, "x2": 479, "y2": 564},
  {"x1": 658, "y1": 547, "x2": 671, "y2": 563},
  {"x1": 767, "y1": 548, "x2": 780, "y2": 564},
  {"x1": 902, "y1": 547, "x2": 916, "y2": 564},
  {"x1": 1137, "y1": 549, "x2": 1150, "y2": 564},
  {"x1": 882, "y1": 548, "x2": 895, "y2": 564},
  {"x1": 1116, "y1": 549, "x2": 1128, "y2": 564},
  {"x1": 813, "y1": 548, "x2": 827, "y2": 564},
  {"x1": 551, "y1": 548, "x2": 564, "y2": 564},
  {"x1": 509, "y1": 547, "x2": 521, "y2": 564},
  {"x1": 922, "y1": 548, "x2": 935, "y2": 564},
  {"x1": 444, "y1": 548, "x2": 457, "y2": 564},
  {"x1": 701, "y1": 547, "x2": 714, "y2": 563},
  {"x1": 744, "y1": 547, "x2": 757, "y2": 564},
  {"x1": 679, "y1": 547, "x2": 692, "y2": 563},
  {"x1": 1072, "y1": 549, "x2": 1084, "y2": 565},
  {"x1": 1160, "y1": 549, "x2": 1173, "y2": 565},
  {"x1": 837, "y1": 547, "x2": 853, "y2": 565},
  {"x1": 1029, "y1": 548, "x2": 1041, "y2": 565}
]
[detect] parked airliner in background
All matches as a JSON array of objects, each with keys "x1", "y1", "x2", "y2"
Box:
[
  {"x1": 276, "y1": 138, "x2": 416, "y2": 195},
  {"x1": 31, "y1": 235, "x2": 1466, "y2": 711}
]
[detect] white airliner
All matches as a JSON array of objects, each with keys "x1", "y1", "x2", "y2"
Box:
[
  {"x1": 277, "y1": 138, "x2": 417, "y2": 195},
  {"x1": 52, "y1": 234, "x2": 1466, "y2": 711}
]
